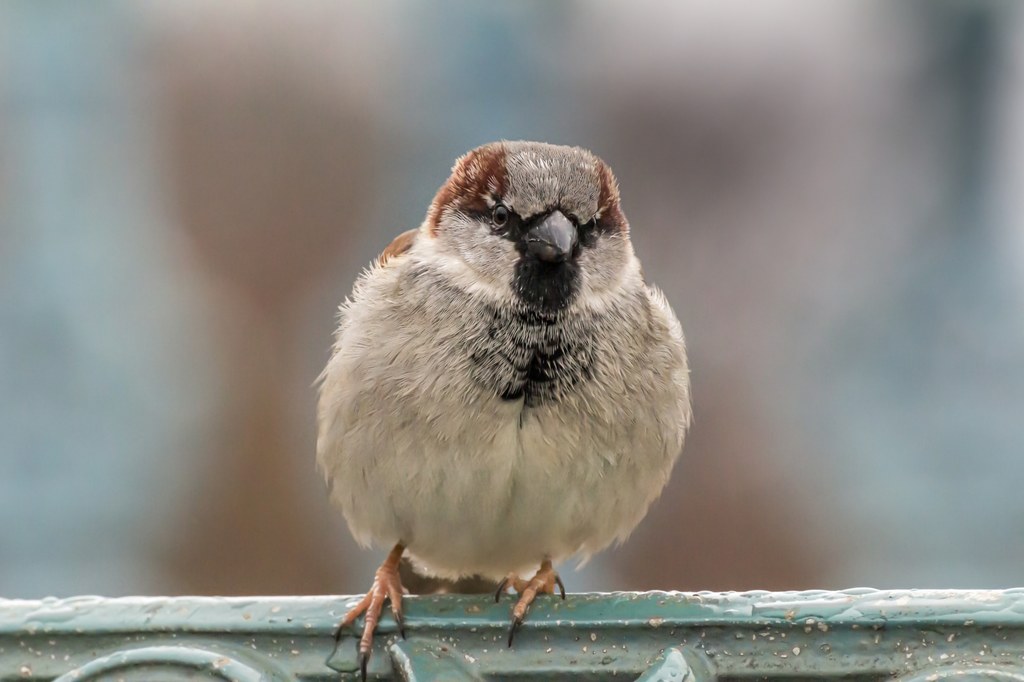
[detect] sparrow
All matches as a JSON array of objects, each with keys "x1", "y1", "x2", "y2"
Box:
[{"x1": 317, "y1": 141, "x2": 691, "y2": 677}]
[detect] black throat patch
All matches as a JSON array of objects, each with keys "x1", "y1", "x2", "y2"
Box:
[
  {"x1": 512, "y1": 259, "x2": 580, "y2": 313},
  {"x1": 468, "y1": 304, "x2": 595, "y2": 408}
]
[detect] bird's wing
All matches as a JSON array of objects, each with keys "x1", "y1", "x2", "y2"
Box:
[{"x1": 375, "y1": 228, "x2": 419, "y2": 268}]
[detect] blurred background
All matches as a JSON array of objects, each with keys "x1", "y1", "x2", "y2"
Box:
[{"x1": 2, "y1": 0, "x2": 1024, "y2": 599}]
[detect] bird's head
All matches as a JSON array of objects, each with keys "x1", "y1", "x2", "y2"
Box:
[{"x1": 424, "y1": 141, "x2": 635, "y2": 313}]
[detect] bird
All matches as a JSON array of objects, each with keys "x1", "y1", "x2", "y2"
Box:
[{"x1": 316, "y1": 140, "x2": 691, "y2": 678}]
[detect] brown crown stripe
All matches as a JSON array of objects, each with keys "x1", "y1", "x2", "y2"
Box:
[
  {"x1": 596, "y1": 160, "x2": 627, "y2": 233},
  {"x1": 427, "y1": 144, "x2": 508, "y2": 236}
]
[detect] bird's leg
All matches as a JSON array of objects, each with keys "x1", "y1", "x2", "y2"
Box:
[
  {"x1": 334, "y1": 543, "x2": 405, "y2": 681},
  {"x1": 506, "y1": 559, "x2": 566, "y2": 646}
]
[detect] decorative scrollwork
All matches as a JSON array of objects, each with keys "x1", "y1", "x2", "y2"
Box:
[
  {"x1": 52, "y1": 645, "x2": 270, "y2": 682},
  {"x1": 634, "y1": 647, "x2": 697, "y2": 682}
]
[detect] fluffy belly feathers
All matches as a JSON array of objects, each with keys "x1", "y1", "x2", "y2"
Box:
[{"x1": 319, "y1": 357, "x2": 682, "y2": 580}]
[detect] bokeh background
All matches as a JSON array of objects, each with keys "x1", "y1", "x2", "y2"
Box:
[{"x1": 3, "y1": 0, "x2": 1024, "y2": 599}]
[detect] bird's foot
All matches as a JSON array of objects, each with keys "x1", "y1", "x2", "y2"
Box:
[
  {"x1": 333, "y1": 544, "x2": 406, "y2": 681},
  {"x1": 494, "y1": 573, "x2": 529, "y2": 602},
  {"x1": 500, "y1": 559, "x2": 565, "y2": 647}
]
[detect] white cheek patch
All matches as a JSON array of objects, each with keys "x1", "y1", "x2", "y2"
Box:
[
  {"x1": 414, "y1": 221, "x2": 513, "y2": 307},
  {"x1": 574, "y1": 240, "x2": 641, "y2": 314}
]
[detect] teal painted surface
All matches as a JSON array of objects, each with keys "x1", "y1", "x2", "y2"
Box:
[{"x1": 2, "y1": 590, "x2": 1024, "y2": 680}]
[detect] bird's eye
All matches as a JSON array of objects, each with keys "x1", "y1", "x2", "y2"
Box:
[{"x1": 492, "y1": 204, "x2": 510, "y2": 228}]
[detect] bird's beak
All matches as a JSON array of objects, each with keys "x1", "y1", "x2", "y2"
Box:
[{"x1": 525, "y1": 210, "x2": 577, "y2": 263}]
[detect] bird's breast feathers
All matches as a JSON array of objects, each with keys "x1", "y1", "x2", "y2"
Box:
[{"x1": 316, "y1": 251, "x2": 689, "y2": 577}]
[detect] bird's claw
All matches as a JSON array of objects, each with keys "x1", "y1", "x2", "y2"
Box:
[
  {"x1": 359, "y1": 651, "x2": 369, "y2": 681},
  {"x1": 507, "y1": 615, "x2": 523, "y2": 647},
  {"x1": 393, "y1": 604, "x2": 406, "y2": 640},
  {"x1": 503, "y1": 560, "x2": 562, "y2": 647},
  {"x1": 494, "y1": 576, "x2": 509, "y2": 604}
]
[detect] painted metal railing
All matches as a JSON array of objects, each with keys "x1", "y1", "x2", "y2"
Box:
[{"x1": 2, "y1": 589, "x2": 1023, "y2": 680}]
